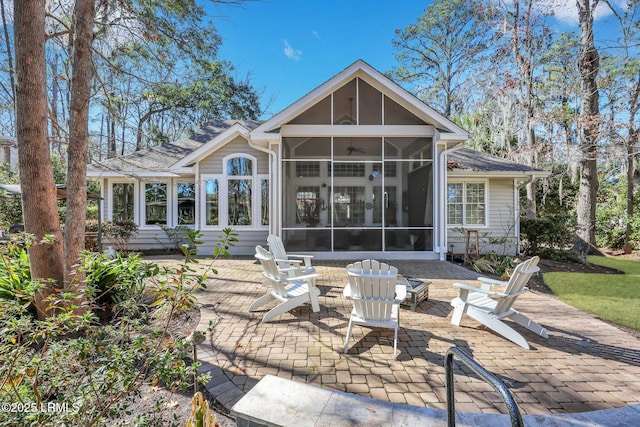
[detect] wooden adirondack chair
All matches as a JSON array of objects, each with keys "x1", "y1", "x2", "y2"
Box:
[
  {"x1": 250, "y1": 245, "x2": 321, "y2": 323},
  {"x1": 267, "y1": 234, "x2": 315, "y2": 275},
  {"x1": 450, "y1": 256, "x2": 547, "y2": 349},
  {"x1": 343, "y1": 260, "x2": 407, "y2": 360}
]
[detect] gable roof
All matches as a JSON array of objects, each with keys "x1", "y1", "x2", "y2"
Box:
[
  {"x1": 254, "y1": 60, "x2": 468, "y2": 139},
  {"x1": 87, "y1": 119, "x2": 261, "y2": 177},
  {"x1": 447, "y1": 148, "x2": 550, "y2": 177}
]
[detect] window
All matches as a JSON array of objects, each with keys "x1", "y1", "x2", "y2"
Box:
[
  {"x1": 144, "y1": 183, "x2": 167, "y2": 225},
  {"x1": 177, "y1": 182, "x2": 195, "y2": 225},
  {"x1": 204, "y1": 178, "x2": 219, "y2": 226},
  {"x1": 228, "y1": 178, "x2": 252, "y2": 225},
  {"x1": 227, "y1": 156, "x2": 253, "y2": 226},
  {"x1": 447, "y1": 182, "x2": 486, "y2": 226},
  {"x1": 202, "y1": 154, "x2": 268, "y2": 229},
  {"x1": 112, "y1": 182, "x2": 134, "y2": 222}
]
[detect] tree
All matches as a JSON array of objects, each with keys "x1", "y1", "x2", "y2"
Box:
[
  {"x1": 601, "y1": 0, "x2": 640, "y2": 253},
  {"x1": 14, "y1": 0, "x2": 64, "y2": 319},
  {"x1": 392, "y1": 0, "x2": 492, "y2": 117},
  {"x1": 574, "y1": 0, "x2": 601, "y2": 256},
  {"x1": 490, "y1": 0, "x2": 554, "y2": 218},
  {"x1": 65, "y1": 0, "x2": 94, "y2": 305}
]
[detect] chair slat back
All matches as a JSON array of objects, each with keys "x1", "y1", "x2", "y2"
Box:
[
  {"x1": 267, "y1": 234, "x2": 288, "y2": 261},
  {"x1": 347, "y1": 260, "x2": 398, "y2": 321},
  {"x1": 255, "y1": 245, "x2": 287, "y2": 298},
  {"x1": 494, "y1": 256, "x2": 540, "y2": 313}
]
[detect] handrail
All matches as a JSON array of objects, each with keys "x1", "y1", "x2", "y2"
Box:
[{"x1": 445, "y1": 347, "x2": 523, "y2": 427}]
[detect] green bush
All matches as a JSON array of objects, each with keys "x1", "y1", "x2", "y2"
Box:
[
  {"x1": 102, "y1": 220, "x2": 139, "y2": 251},
  {"x1": 83, "y1": 251, "x2": 159, "y2": 310},
  {"x1": 0, "y1": 228, "x2": 238, "y2": 426},
  {"x1": 595, "y1": 178, "x2": 640, "y2": 250},
  {"x1": 0, "y1": 234, "x2": 38, "y2": 306},
  {"x1": 520, "y1": 213, "x2": 575, "y2": 255}
]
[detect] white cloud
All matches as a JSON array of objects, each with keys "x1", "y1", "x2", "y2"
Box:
[
  {"x1": 542, "y1": 0, "x2": 624, "y2": 25},
  {"x1": 312, "y1": 30, "x2": 322, "y2": 40},
  {"x1": 283, "y1": 39, "x2": 302, "y2": 61}
]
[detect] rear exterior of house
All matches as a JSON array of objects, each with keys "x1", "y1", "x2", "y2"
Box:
[{"x1": 88, "y1": 60, "x2": 547, "y2": 259}]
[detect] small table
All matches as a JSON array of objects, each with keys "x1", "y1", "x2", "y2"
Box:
[{"x1": 398, "y1": 278, "x2": 431, "y2": 311}]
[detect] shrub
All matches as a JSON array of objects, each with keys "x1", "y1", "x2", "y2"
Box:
[
  {"x1": 0, "y1": 234, "x2": 38, "y2": 306},
  {"x1": 102, "y1": 220, "x2": 139, "y2": 251},
  {"x1": 520, "y1": 213, "x2": 574, "y2": 255},
  {"x1": 0, "y1": 228, "x2": 238, "y2": 426}
]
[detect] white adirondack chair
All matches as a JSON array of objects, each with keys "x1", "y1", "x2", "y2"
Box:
[
  {"x1": 450, "y1": 256, "x2": 547, "y2": 350},
  {"x1": 267, "y1": 234, "x2": 315, "y2": 276},
  {"x1": 343, "y1": 260, "x2": 407, "y2": 360},
  {"x1": 250, "y1": 245, "x2": 321, "y2": 323}
]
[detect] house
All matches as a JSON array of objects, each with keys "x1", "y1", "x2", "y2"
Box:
[
  {"x1": 0, "y1": 135, "x2": 18, "y2": 172},
  {"x1": 87, "y1": 60, "x2": 548, "y2": 259}
]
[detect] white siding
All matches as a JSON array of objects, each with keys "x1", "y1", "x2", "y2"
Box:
[{"x1": 199, "y1": 136, "x2": 269, "y2": 175}]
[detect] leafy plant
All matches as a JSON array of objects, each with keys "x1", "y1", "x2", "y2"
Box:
[
  {"x1": 102, "y1": 220, "x2": 139, "y2": 252},
  {"x1": 158, "y1": 224, "x2": 192, "y2": 253},
  {"x1": 0, "y1": 234, "x2": 38, "y2": 305},
  {"x1": 0, "y1": 228, "x2": 237, "y2": 426}
]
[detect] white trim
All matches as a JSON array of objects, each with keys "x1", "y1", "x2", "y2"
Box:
[
  {"x1": 446, "y1": 179, "x2": 490, "y2": 228},
  {"x1": 107, "y1": 179, "x2": 139, "y2": 224},
  {"x1": 140, "y1": 180, "x2": 170, "y2": 229},
  {"x1": 172, "y1": 123, "x2": 251, "y2": 170},
  {"x1": 200, "y1": 174, "x2": 222, "y2": 230},
  {"x1": 173, "y1": 179, "x2": 196, "y2": 228},
  {"x1": 280, "y1": 124, "x2": 436, "y2": 137},
  {"x1": 254, "y1": 60, "x2": 469, "y2": 137}
]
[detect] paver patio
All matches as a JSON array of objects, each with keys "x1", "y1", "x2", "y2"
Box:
[{"x1": 172, "y1": 257, "x2": 640, "y2": 416}]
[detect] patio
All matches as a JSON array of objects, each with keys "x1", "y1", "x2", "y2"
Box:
[{"x1": 176, "y1": 257, "x2": 640, "y2": 416}]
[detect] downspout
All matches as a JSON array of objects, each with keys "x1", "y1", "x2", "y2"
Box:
[
  {"x1": 438, "y1": 144, "x2": 465, "y2": 261},
  {"x1": 248, "y1": 135, "x2": 278, "y2": 236},
  {"x1": 515, "y1": 175, "x2": 535, "y2": 255}
]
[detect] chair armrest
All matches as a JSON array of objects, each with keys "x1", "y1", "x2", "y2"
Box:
[
  {"x1": 288, "y1": 254, "x2": 314, "y2": 267},
  {"x1": 478, "y1": 277, "x2": 507, "y2": 287},
  {"x1": 289, "y1": 254, "x2": 314, "y2": 259},
  {"x1": 284, "y1": 273, "x2": 319, "y2": 283},
  {"x1": 343, "y1": 283, "x2": 352, "y2": 298},
  {"x1": 394, "y1": 284, "x2": 407, "y2": 302},
  {"x1": 275, "y1": 258, "x2": 303, "y2": 265},
  {"x1": 453, "y1": 283, "x2": 507, "y2": 298}
]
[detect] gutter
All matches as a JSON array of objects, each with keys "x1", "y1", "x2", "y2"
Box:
[
  {"x1": 438, "y1": 143, "x2": 465, "y2": 261},
  {"x1": 248, "y1": 134, "x2": 279, "y2": 236}
]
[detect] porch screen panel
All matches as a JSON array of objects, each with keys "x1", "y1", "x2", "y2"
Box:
[
  {"x1": 112, "y1": 183, "x2": 134, "y2": 222},
  {"x1": 145, "y1": 183, "x2": 167, "y2": 225},
  {"x1": 228, "y1": 179, "x2": 252, "y2": 226},
  {"x1": 205, "y1": 179, "x2": 219, "y2": 226}
]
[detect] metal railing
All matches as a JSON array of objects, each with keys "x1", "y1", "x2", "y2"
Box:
[{"x1": 445, "y1": 347, "x2": 524, "y2": 427}]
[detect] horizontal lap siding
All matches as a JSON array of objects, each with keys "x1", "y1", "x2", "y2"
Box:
[
  {"x1": 102, "y1": 228, "x2": 269, "y2": 256},
  {"x1": 447, "y1": 178, "x2": 519, "y2": 256},
  {"x1": 198, "y1": 137, "x2": 269, "y2": 175}
]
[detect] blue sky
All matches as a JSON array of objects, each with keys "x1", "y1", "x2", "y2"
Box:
[
  {"x1": 207, "y1": 0, "x2": 428, "y2": 118},
  {"x1": 205, "y1": 0, "x2": 624, "y2": 119}
]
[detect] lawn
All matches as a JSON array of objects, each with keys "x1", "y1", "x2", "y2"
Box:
[{"x1": 544, "y1": 255, "x2": 640, "y2": 331}]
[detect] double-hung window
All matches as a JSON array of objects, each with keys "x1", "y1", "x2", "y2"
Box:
[{"x1": 447, "y1": 181, "x2": 486, "y2": 226}]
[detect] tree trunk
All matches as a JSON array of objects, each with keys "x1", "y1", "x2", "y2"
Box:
[
  {"x1": 574, "y1": 0, "x2": 600, "y2": 258},
  {"x1": 14, "y1": 0, "x2": 64, "y2": 319},
  {"x1": 65, "y1": 0, "x2": 95, "y2": 308}
]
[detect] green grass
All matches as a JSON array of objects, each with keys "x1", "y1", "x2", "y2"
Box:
[{"x1": 544, "y1": 256, "x2": 640, "y2": 331}]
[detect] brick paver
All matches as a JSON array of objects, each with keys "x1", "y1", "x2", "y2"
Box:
[{"x1": 166, "y1": 257, "x2": 640, "y2": 415}]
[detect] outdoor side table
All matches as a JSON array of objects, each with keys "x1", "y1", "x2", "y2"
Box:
[{"x1": 398, "y1": 278, "x2": 431, "y2": 311}]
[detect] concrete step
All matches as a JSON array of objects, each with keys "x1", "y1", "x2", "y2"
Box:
[{"x1": 231, "y1": 375, "x2": 640, "y2": 426}]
